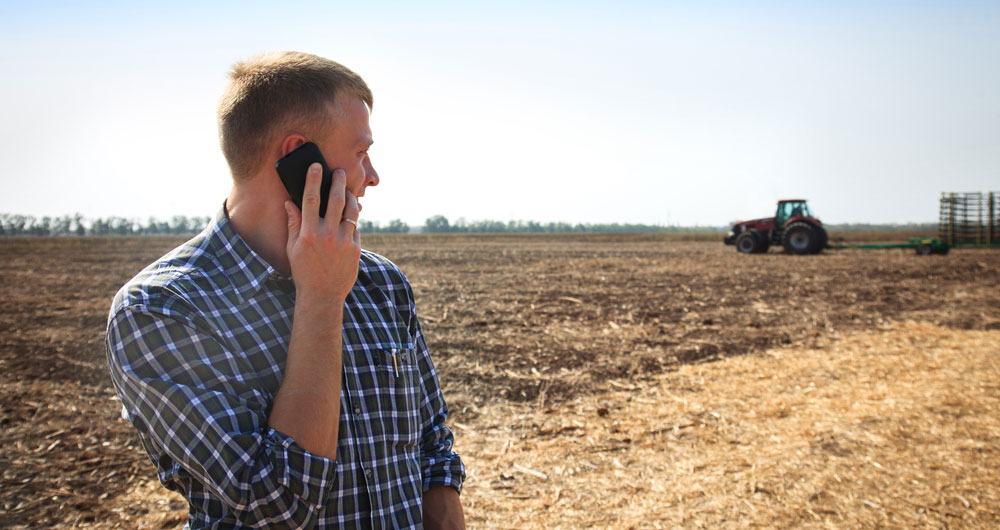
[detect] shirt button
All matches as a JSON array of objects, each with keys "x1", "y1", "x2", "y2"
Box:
[
  {"x1": 354, "y1": 407, "x2": 361, "y2": 414},
  {"x1": 365, "y1": 469, "x2": 373, "y2": 478},
  {"x1": 400, "y1": 353, "x2": 407, "y2": 363}
]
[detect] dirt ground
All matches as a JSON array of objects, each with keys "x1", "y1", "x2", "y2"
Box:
[{"x1": 1, "y1": 234, "x2": 998, "y2": 528}]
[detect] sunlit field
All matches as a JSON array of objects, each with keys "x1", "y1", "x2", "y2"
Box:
[{"x1": 1, "y1": 234, "x2": 996, "y2": 528}]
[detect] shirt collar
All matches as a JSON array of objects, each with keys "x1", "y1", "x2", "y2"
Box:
[{"x1": 207, "y1": 201, "x2": 281, "y2": 302}]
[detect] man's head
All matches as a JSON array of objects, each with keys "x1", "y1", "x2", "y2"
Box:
[{"x1": 217, "y1": 51, "x2": 373, "y2": 182}]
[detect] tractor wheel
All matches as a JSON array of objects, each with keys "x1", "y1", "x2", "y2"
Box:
[
  {"x1": 811, "y1": 226, "x2": 828, "y2": 254},
  {"x1": 756, "y1": 232, "x2": 771, "y2": 253},
  {"x1": 735, "y1": 232, "x2": 760, "y2": 254},
  {"x1": 916, "y1": 243, "x2": 932, "y2": 255},
  {"x1": 782, "y1": 222, "x2": 817, "y2": 255}
]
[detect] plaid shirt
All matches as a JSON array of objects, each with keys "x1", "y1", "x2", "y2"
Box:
[{"x1": 105, "y1": 206, "x2": 464, "y2": 529}]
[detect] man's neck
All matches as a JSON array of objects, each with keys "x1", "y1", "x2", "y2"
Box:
[{"x1": 226, "y1": 182, "x2": 292, "y2": 275}]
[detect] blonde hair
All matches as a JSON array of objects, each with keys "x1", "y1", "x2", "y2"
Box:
[{"x1": 217, "y1": 51, "x2": 373, "y2": 179}]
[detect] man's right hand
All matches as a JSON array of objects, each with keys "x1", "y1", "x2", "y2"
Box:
[
  {"x1": 270, "y1": 162, "x2": 357, "y2": 460},
  {"x1": 283, "y1": 163, "x2": 361, "y2": 302}
]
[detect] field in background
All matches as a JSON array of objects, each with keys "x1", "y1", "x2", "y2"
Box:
[{"x1": 0, "y1": 234, "x2": 997, "y2": 528}]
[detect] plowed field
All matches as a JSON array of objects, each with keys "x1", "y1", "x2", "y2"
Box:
[{"x1": 1, "y1": 235, "x2": 998, "y2": 528}]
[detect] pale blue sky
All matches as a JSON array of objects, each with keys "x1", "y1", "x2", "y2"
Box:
[{"x1": 1, "y1": 1, "x2": 997, "y2": 226}]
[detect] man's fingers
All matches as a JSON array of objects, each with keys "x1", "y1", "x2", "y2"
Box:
[
  {"x1": 301, "y1": 163, "x2": 324, "y2": 227},
  {"x1": 284, "y1": 201, "x2": 300, "y2": 245},
  {"x1": 341, "y1": 191, "x2": 361, "y2": 236},
  {"x1": 326, "y1": 168, "x2": 347, "y2": 223}
]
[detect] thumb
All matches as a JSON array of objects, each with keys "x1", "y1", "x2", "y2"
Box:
[{"x1": 284, "y1": 201, "x2": 300, "y2": 243}]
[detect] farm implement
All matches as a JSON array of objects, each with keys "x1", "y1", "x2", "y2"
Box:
[
  {"x1": 725, "y1": 192, "x2": 1000, "y2": 255},
  {"x1": 831, "y1": 238, "x2": 951, "y2": 255}
]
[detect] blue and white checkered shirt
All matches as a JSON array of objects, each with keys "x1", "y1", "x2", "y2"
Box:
[{"x1": 106, "y1": 206, "x2": 464, "y2": 528}]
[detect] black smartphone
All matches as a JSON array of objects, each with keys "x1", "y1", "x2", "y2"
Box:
[{"x1": 275, "y1": 142, "x2": 333, "y2": 218}]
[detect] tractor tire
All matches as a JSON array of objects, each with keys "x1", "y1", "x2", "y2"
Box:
[
  {"x1": 756, "y1": 232, "x2": 771, "y2": 253},
  {"x1": 811, "y1": 226, "x2": 828, "y2": 254},
  {"x1": 917, "y1": 243, "x2": 932, "y2": 255},
  {"x1": 735, "y1": 232, "x2": 760, "y2": 254},
  {"x1": 782, "y1": 222, "x2": 818, "y2": 255}
]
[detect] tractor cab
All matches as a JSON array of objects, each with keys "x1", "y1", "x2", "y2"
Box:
[{"x1": 775, "y1": 200, "x2": 812, "y2": 227}]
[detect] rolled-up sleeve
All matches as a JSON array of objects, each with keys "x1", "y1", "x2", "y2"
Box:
[
  {"x1": 409, "y1": 316, "x2": 465, "y2": 494},
  {"x1": 106, "y1": 304, "x2": 337, "y2": 526}
]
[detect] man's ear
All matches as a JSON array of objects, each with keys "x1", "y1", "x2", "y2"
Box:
[{"x1": 279, "y1": 134, "x2": 309, "y2": 158}]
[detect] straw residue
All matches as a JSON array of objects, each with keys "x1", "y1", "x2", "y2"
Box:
[{"x1": 457, "y1": 320, "x2": 999, "y2": 528}]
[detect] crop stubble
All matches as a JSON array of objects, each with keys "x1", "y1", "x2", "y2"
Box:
[{"x1": 0, "y1": 234, "x2": 997, "y2": 527}]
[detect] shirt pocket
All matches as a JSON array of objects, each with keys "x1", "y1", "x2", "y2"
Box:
[{"x1": 369, "y1": 345, "x2": 422, "y2": 450}]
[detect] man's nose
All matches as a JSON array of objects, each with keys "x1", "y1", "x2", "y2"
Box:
[{"x1": 365, "y1": 158, "x2": 379, "y2": 187}]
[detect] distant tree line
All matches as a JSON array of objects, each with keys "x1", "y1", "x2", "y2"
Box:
[
  {"x1": 358, "y1": 219, "x2": 411, "y2": 234},
  {"x1": 420, "y1": 215, "x2": 724, "y2": 234},
  {"x1": 0, "y1": 213, "x2": 412, "y2": 236},
  {"x1": 0, "y1": 212, "x2": 936, "y2": 236},
  {"x1": 420, "y1": 218, "x2": 937, "y2": 234},
  {"x1": 823, "y1": 222, "x2": 936, "y2": 232},
  {"x1": 0, "y1": 213, "x2": 212, "y2": 236}
]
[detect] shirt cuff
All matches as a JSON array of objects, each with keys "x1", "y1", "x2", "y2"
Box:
[
  {"x1": 266, "y1": 428, "x2": 338, "y2": 508},
  {"x1": 422, "y1": 452, "x2": 466, "y2": 494}
]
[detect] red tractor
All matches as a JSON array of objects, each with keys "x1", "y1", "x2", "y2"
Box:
[{"x1": 724, "y1": 199, "x2": 828, "y2": 254}]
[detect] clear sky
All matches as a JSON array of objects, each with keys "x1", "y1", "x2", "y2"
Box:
[{"x1": 1, "y1": 1, "x2": 997, "y2": 226}]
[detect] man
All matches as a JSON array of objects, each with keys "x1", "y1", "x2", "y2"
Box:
[{"x1": 106, "y1": 51, "x2": 465, "y2": 529}]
